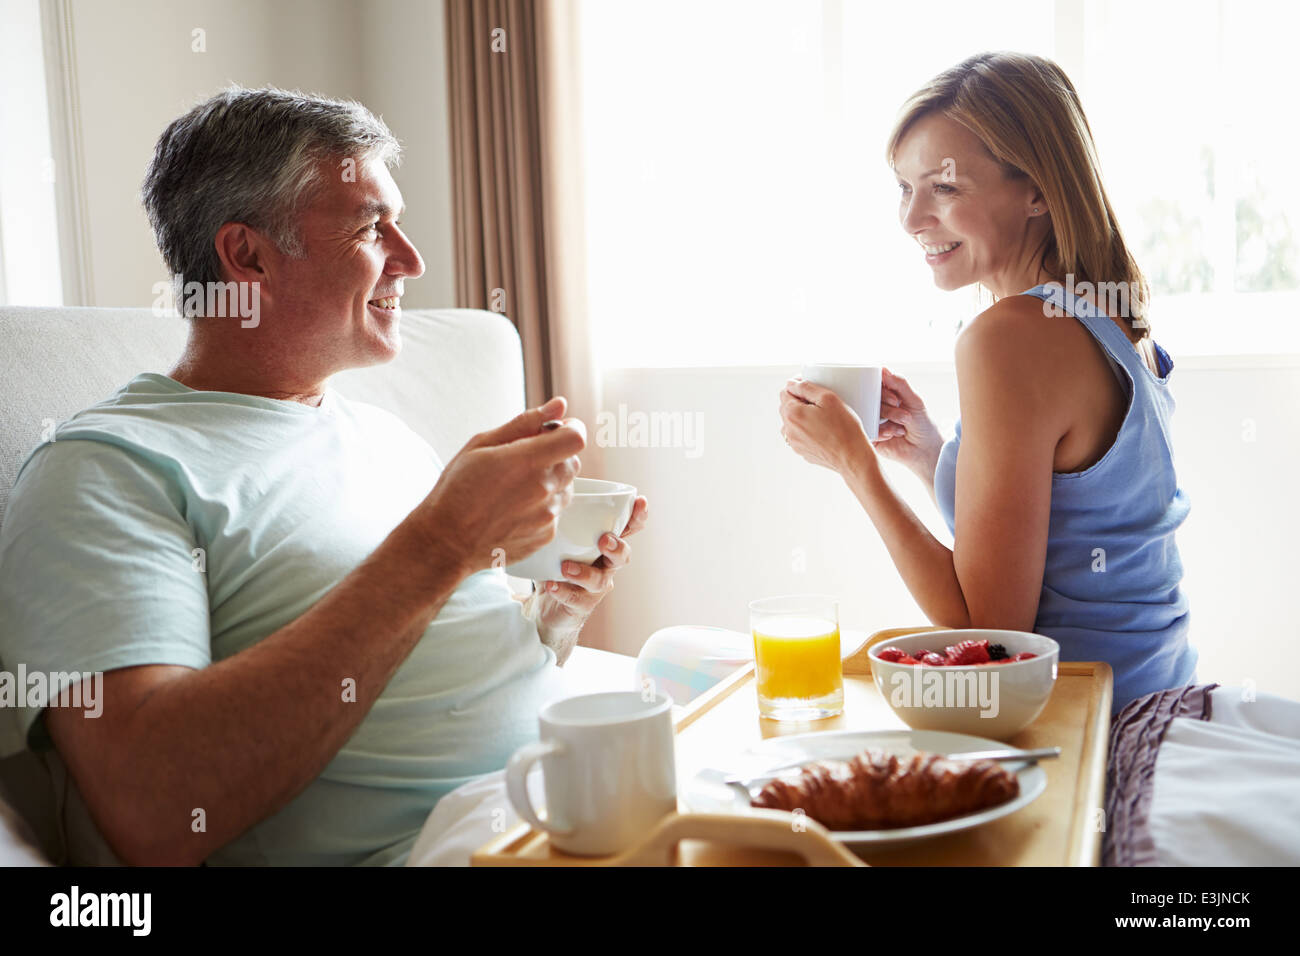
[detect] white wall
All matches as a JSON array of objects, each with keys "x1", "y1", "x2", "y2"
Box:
[
  {"x1": 59, "y1": 0, "x2": 454, "y2": 309},
  {"x1": 358, "y1": 0, "x2": 456, "y2": 309},
  {"x1": 596, "y1": 360, "x2": 1300, "y2": 703}
]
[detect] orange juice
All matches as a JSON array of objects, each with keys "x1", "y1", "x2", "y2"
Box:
[{"x1": 752, "y1": 618, "x2": 844, "y2": 712}]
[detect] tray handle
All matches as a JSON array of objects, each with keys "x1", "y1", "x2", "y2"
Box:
[
  {"x1": 617, "y1": 810, "x2": 867, "y2": 867},
  {"x1": 842, "y1": 624, "x2": 949, "y2": 675}
]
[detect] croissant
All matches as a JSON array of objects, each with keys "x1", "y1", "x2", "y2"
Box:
[{"x1": 750, "y1": 749, "x2": 1019, "y2": 830}]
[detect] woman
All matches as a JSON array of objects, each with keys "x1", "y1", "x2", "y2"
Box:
[{"x1": 779, "y1": 52, "x2": 1196, "y2": 712}]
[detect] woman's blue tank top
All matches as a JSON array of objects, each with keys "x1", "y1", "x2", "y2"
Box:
[{"x1": 933, "y1": 283, "x2": 1197, "y2": 713}]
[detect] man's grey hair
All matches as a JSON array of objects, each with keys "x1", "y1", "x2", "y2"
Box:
[{"x1": 141, "y1": 85, "x2": 401, "y2": 311}]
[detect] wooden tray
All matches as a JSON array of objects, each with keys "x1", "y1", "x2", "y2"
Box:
[{"x1": 472, "y1": 625, "x2": 1113, "y2": 866}]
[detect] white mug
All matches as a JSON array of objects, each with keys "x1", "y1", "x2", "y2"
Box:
[
  {"x1": 505, "y1": 477, "x2": 637, "y2": 581},
  {"x1": 799, "y1": 364, "x2": 884, "y2": 440},
  {"x1": 505, "y1": 691, "x2": 677, "y2": 856}
]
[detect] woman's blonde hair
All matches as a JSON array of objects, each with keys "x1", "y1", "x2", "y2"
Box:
[{"x1": 886, "y1": 52, "x2": 1150, "y2": 337}]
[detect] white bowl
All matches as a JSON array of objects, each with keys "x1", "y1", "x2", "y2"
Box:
[
  {"x1": 868, "y1": 630, "x2": 1059, "y2": 741},
  {"x1": 504, "y1": 477, "x2": 636, "y2": 582}
]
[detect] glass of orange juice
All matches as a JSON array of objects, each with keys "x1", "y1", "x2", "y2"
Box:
[{"x1": 749, "y1": 594, "x2": 844, "y2": 720}]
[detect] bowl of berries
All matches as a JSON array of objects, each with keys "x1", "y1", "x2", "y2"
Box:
[{"x1": 867, "y1": 630, "x2": 1059, "y2": 740}]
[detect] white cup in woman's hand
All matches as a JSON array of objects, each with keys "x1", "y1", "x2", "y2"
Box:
[{"x1": 798, "y1": 364, "x2": 884, "y2": 439}]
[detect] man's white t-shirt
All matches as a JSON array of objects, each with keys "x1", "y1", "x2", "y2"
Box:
[{"x1": 0, "y1": 372, "x2": 571, "y2": 865}]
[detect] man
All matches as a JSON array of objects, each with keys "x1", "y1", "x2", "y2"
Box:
[{"x1": 0, "y1": 86, "x2": 646, "y2": 866}]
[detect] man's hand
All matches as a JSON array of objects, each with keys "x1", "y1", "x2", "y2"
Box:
[
  {"x1": 533, "y1": 495, "x2": 648, "y2": 662},
  {"x1": 412, "y1": 396, "x2": 586, "y2": 577}
]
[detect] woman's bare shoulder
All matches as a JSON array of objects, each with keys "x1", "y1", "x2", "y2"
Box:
[
  {"x1": 954, "y1": 294, "x2": 1081, "y2": 436},
  {"x1": 955, "y1": 294, "x2": 1067, "y2": 371}
]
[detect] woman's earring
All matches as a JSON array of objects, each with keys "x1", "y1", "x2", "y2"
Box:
[{"x1": 1032, "y1": 207, "x2": 1039, "y2": 213}]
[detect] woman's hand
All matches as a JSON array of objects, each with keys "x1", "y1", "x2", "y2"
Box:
[
  {"x1": 871, "y1": 368, "x2": 946, "y2": 483},
  {"x1": 779, "y1": 379, "x2": 874, "y2": 477}
]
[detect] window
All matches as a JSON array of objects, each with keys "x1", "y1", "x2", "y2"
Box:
[
  {"x1": 0, "y1": 0, "x2": 64, "y2": 306},
  {"x1": 579, "y1": 0, "x2": 1298, "y2": 368},
  {"x1": 1079, "y1": 0, "x2": 1299, "y2": 354}
]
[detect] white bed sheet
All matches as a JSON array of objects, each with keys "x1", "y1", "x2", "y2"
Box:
[
  {"x1": 408, "y1": 644, "x2": 643, "y2": 867},
  {"x1": 1149, "y1": 686, "x2": 1300, "y2": 866}
]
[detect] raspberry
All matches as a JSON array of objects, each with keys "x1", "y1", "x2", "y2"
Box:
[
  {"x1": 897, "y1": 655, "x2": 921, "y2": 665},
  {"x1": 876, "y1": 647, "x2": 906, "y2": 663},
  {"x1": 945, "y1": 640, "x2": 991, "y2": 665},
  {"x1": 919, "y1": 651, "x2": 948, "y2": 666}
]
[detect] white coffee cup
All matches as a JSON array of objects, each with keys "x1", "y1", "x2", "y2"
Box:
[
  {"x1": 504, "y1": 477, "x2": 637, "y2": 581},
  {"x1": 798, "y1": 364, "x2": 884, "y2": 440},
  {"x1": 505, "y1": 691, "x2": 677, "y2": 856}
]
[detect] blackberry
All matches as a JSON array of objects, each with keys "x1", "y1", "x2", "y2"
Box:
[{"x1": 988, "y1": 643, "x2": 1009, "y2": 661}]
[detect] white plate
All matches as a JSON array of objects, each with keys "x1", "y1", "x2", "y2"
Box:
[{"x1": 682, "y1": 729, "x2": 1047, "y2": 846}]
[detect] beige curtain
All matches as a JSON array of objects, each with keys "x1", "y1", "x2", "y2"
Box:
[
  {"x1": 447, "y1": 0, "x2": 619, "y2": 650},
  {"x1": 445, "y1": 0, "x2": 600, "y2": 453}
]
